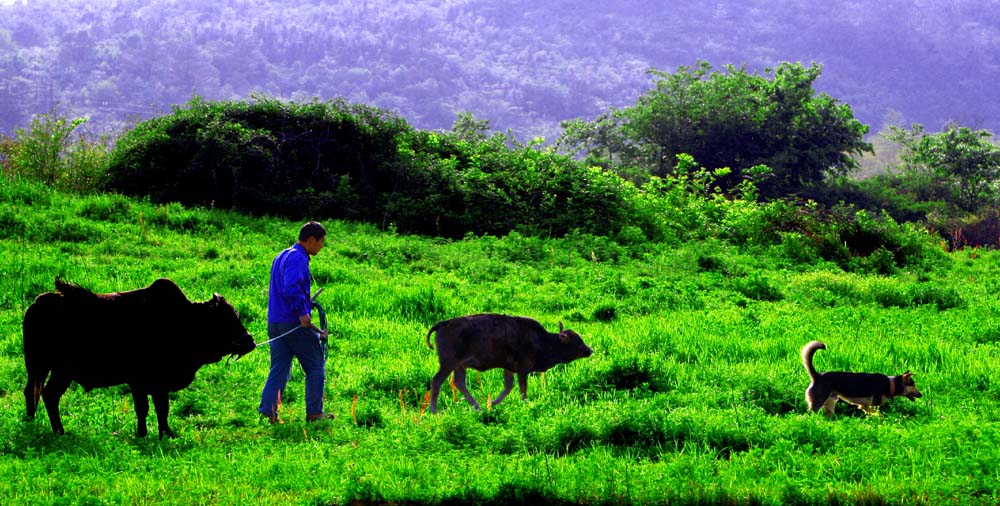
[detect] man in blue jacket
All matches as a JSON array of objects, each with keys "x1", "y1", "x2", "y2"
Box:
[{"x1": 258, "y1": 221, "x2": 332, "y2": 423}]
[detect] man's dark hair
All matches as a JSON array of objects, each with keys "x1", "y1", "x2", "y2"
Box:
[{"x1": 298, "y1": 221, "x2": 326, "y2": 242}]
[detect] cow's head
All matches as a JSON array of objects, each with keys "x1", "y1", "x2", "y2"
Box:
[{"x1": 202, "y1": 293, "x2": 256, "y2": 361}]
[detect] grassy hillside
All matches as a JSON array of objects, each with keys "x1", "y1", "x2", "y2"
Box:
[{"x1": 1, "y1": 178, "x2": 999, "y2": 505}]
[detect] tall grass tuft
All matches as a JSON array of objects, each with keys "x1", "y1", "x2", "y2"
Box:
[{"x1": 396, "y1": 286, "x2": 449, "y2": 325}]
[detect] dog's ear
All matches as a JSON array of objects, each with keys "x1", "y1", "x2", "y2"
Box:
[{"x1": 903, "y1": 371, "x2": 913, "y2": 379}]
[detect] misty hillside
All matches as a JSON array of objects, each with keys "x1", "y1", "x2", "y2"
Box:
[{"x1": 1, "y1": 0, "x2": 998, "y2": 142}]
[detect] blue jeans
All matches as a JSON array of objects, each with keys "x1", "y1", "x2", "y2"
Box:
[{"x1": 258, "y1": 323, "x2": 326, "y2": 417}]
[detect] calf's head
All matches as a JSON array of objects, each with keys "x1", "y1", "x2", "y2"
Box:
[{"x1": 558, "y1": 321, "x2": 593, "y2": 360}]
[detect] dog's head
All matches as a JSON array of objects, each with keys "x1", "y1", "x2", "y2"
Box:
[{"x1": 901, "y1": 371, "x2": 922, "y2": 400}]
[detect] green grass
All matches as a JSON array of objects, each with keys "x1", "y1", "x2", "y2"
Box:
[{"x1": 2, "y1": 178, "x2": 1000, "y2": 505}]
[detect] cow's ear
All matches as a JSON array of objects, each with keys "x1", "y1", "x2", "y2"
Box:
[
  {"x1": 558, "y1": 321, "x2": 570, "y2": 343},
  {"x1": 212, "y1": 293, "x2": 225, "y2": 305},
  {"x1": 559, "y1": 321, "x2": 564, "y2": 333}
]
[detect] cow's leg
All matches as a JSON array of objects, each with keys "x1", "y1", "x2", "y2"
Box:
[
  {"x1": 492, "y1": 370, "x2": 515, "y2": 406},
  {"x1": 41, "y1": 373, "x2": 72, "y2": 435},
  {"x1": 150, "y1": 391, "x2": 174, "y2": 439},
  {"x1": 453, "y1": 368, "x2": 481, "y2": 411},
  {"x1": 429, "y1": 367, "x2": 453, "y2": 414},
  {"x1": 517, "y1": 372, "x2": 529, "y2": 401},
  {"x1": 131, "y1": 389, "x2": 150, "y2": 438},
  {"x1": 24, "y1": 374, "x2": 46, "y2": 420}
]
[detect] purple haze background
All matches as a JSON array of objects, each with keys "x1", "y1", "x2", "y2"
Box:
[{"x1": 1, "y1": 0, "x2": 997, "y2": 142}]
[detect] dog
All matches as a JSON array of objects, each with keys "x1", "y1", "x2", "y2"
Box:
[{"x1": 802, "y1": 340, "x2": 922, "y2": 417}]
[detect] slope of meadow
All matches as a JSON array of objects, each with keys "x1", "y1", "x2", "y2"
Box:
[{"x1": 1, "y1": 179, "x2": 999, "y2": 505}]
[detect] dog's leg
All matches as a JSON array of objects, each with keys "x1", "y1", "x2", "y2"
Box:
[
  {"x1": 861, "y1": 404, "x2": 881, "y2": 416},
  {"x1": 821, "y1": 397, "x2": 838, "y2": 418}
]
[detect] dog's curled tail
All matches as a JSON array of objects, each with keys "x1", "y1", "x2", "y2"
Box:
[{"x1": 801, "y1": 340, "x2": 827, "y2": 381}]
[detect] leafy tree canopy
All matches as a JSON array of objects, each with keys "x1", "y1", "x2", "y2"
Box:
[
  {"x1": 885, "y1": 123, "x2": 1000, "y2": 213},
  {"x1": 559, "y1": 61, "x2": 873, "y2": 199}
]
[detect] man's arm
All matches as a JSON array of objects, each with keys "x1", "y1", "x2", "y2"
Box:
[{"x1": 281, "y1": 251, "x2": 313, "y2": 326}]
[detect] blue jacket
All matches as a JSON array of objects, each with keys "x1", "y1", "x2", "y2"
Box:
[{"x1": 267, "y1": 243, "x2": 312, "y2": 324}]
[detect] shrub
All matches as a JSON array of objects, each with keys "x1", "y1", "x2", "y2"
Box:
[
  {"x1": 4, "y1": 112, "x2": 107, "y2": 193},
  {"x1": 721, "y1": 196, "x2": 944, "y2": 271},
  {"x1": 733, "y1": 272, "x2": 783, "y2": 302},
  {"x1": 105, "y1": 96, "x2": 640, "y2": 239},
  {"x1": 0, "y1": 134, "x2": 14, "y2": 174}
]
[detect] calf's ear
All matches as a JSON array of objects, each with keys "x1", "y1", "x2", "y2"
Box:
[{"x1": 558, "y1": 321, "x2": 570, "y2": 343}]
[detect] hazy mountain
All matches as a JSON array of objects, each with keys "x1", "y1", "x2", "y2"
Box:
[{"x1": 1, "y1": 0, "x2": 997, "y2": 142}]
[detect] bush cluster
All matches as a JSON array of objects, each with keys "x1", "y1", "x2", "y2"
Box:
[
  {"x1": 103, "y1": 96, "x2": 635, "y2": 239},
  {"x1": 720, "y1": 198, "x2": 944, "y2": 271},
  {"x1": 0, "y1": 112, "x2": 108, "y2": 193},
  {"x1": 2, "y1": 99, "x2": 947, "y2": 272}
]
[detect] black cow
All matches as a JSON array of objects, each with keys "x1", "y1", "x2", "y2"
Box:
[
  {"x1": 23, "y1": 278, "x2": 256, "y2": 437},
  {"x1": 426, "y1": 313, "x2": 592, "y2": 413}
]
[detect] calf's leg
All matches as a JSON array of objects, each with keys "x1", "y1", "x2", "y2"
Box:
[
  {"x1": 429, "y1": 367, "x2": 453, "y2": 414},
  {"x1": 517, "y1": 372, "x2": 529, "y2": 400},
  {"x1": 452, "y1": 368, "x2": 481, "y2": 411},
  {"x1": 492, "y1": 370, "x2": 515, "y2": 406}
]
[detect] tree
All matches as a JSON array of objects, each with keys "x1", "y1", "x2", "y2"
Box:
[
  {"x1": 450, "y1": 111, "x2": 491, "y2": 143},
  {"x1": 886, "y1": 124, "x2": 1000, "y2": 213},
  {"x1": 558, "y1": 61, "x2": 872, "y2": 199}
]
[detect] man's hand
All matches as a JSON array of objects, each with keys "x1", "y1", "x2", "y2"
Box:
[{"x1": 299, "y1": 314, "x2": 326, "y2": 338}]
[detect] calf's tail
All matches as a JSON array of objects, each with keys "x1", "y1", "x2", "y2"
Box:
[{"x1": 425, "y1": 321, "x2": 444, "y2": 350}]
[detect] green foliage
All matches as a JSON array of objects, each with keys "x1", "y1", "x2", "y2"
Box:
[
  {"x1": 559, "y1": 61, "x2": 872, "y2": 199},
  {"x1": 0, "y1": 134, "x2": 13, "y2": 174},
  {"x1": 3, "y1": 112, "x2": 107, "y2": 193},
  {"x1": 106, "y1": 95, "x2": 411, "y2": 221},
  {"x1": 450, "y1": 111, "x2": 491, "y2": 143},
  {"x1": 719, "y1": 198, "x2": 945, "y2": 271},
  {"x1": 886, "y1": 123, "x2": 1000, "y2": 213},
  {"x1": 105, "y1": 96, "x2": 639, "y2": 239},
  {"x1": 629, "y1": 154, "x2": 749, "y2": 243},
  {"x1": 826, "y1": 124, "x2": 1000, "y2": 250},
  {"x1": 733, "y1": 272, "x2": 783, "y2": 302}
]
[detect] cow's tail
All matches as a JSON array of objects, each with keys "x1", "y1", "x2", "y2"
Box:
[
  {"x1": 425, "y1": 321, "x2": 445, "y2": 350},
  {"x1": 801, "y1": 340, "x2": 826, "y2": 382},
  {"x1": 22, "y1": 294, "x2": 57, "y2": 419}
]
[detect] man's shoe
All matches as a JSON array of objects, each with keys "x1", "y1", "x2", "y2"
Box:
[
  {"x1": 306, "y1": 413, "x2": 335, "y2": 422},
  {"x1": 261, "y1": 412, "x2": 278, "y2": 425}
]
